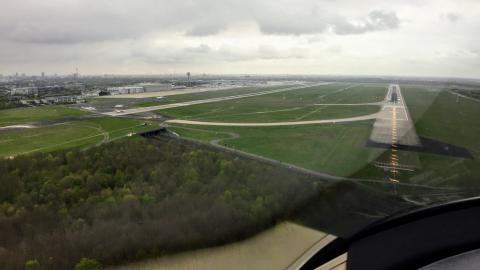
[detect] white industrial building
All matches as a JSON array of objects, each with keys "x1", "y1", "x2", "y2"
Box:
[
  {"x1": 82, "y1": 90, "x2": 101, "y2": 97},
  {"x1": 11, "y1": 87, "x2": 38, "y2": 96},
  {"x1": 43, "y1": 95, "x2": 85, "y2": 104},
  {"x1": 107, "y1": 86, "x2": 145, "y2": 95}
]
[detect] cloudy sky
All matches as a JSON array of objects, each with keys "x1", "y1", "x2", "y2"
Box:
[{"x1": 1, "y1": 0, "x2": 479, "y2": 78}]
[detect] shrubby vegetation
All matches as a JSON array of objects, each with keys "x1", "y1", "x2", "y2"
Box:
[
  {"x1": 0, "y1": 137, "x2": 323, "y2": 270},
  {"x1": 0, "y1": 93, "x2": 18, "y2": 110},
  {"x1": 74, "y1": 258, "x2": 102, "y2": 270},
  {"x1": 24, "y1": 259, "x2": 41, "y2": 270}
]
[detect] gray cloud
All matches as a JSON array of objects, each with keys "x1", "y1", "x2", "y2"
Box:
[
  {"x1": 1, "y1": 1, "x2": 138, "y2": 43},
  {"x1": 184, "y1": 24, "x2": 227, "y2": 37},
  {"x1": 255, "y1": 8, "x2": 400, "y2": 35},
  {"x1": 0, "y1": 0, "x2": 401, "y2": 45},
  {"x1": 0, "y1": 0, "x2": 225, "y2": 43},
  {"x1": 333, "y1": 10, "x2": 400, "y2": 35},
  {"x1": 254, "y1": 4, "x2": 332, "y2": 35},
  {"x1": 129, "y1": 42, "x2": 307, "y2": 66}
]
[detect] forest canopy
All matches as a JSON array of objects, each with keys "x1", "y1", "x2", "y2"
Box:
[{"x1": 0, "y1": 136, "x2": 323, "y2": 270}]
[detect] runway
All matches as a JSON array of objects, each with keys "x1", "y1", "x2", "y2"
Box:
[{"x1": 369, "y1": 84, "x2": 420, "y2": 146}]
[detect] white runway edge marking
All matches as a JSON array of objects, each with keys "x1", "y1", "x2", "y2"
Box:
[
  {"x1": 396, "y1": 88, "x2": 409, "y2": 121},
  {"x1": 103, "y1": 83, "x2": 332, "y2": 116}
]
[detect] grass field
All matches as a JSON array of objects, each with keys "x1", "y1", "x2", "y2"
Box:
[
  {"x1": 0, "y1": 106, "x2": 90, "y2": 126},
  {"x1": 0, "y1": 117, "x2": 159, "y2": 157},
  {"x1": 158, "y1": 83, "x2": 384, "y2": 122},
  {"x1": 169, "y1": 121, "x2": 381, "y2": 177},
  {"x1": 164, "y1": 104, "x2": 379, "y2": 123},
  {"x1": 165, "y1": 83, "x2": 480, "y2": 191},
  {"x1": 157, "y1": 83, "x2": 387, "y2": 177},
  {"x1": 403, "y1": 87, "x2": 480, "y2": 155},
  {"x1": 402, "y1": 86, "x2": 480, "y2": 187},
  {"x1": 0, "y1": 105, "x2": 160, "y2": 157}
]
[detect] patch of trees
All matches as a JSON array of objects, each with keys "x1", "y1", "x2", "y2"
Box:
[
  {"x1": 98, "y1": 90, "x2": 110, "y2": 96},
  {"x1": 0, "y1": 137, "x2": 324, "y2": 270},
  {"x1": 0, "y1": 92, "x2": 19, "y2": 110},
  {"x1": 37, "y1": 86, "x2": 82, "y2": 98}
]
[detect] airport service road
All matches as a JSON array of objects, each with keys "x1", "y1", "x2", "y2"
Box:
[
  {"x1": 103, "y1": 83, "x2": 331, "y2": 116},
  {"x1": 369, "y1": 84, "x2": 420, "y2": 146}
]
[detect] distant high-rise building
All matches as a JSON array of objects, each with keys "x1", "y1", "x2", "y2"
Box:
[
  {"x1": 41, "y1": 72, "x2": 45, "y2": 78},
  {"x1": 15, "y1": 72, "x2": 18, "y2": 78},
  {"x1": 73, "y1": 67, "x2": 79, "y2": 80}
]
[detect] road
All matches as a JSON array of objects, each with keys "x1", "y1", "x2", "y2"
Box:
[{"x1": 102, "y1": 83, "x2": 331, "y2": 116}]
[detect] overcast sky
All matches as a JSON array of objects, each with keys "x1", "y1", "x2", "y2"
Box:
[{"x1": 1, "y1": 0, "x2": 479, "y2": 78}]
